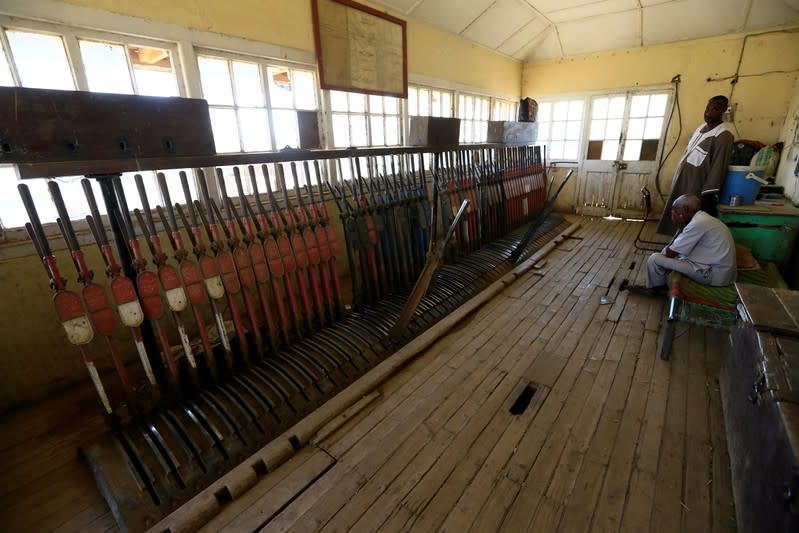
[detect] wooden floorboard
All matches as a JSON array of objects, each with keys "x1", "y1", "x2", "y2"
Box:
[{"x1": 0, "y1": 216, "x2": 737, "y2": 533}]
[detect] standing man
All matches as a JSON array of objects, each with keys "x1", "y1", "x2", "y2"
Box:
[
  {"x1": 656, "y1": 95, "x2": 734, "y2": 235},
  {"x1": 643, "y1": 194, "x2": 736, "y2": 292}
]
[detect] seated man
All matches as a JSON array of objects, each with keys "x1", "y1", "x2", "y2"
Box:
[{"x1": 642, "y1": 194, "x2": 737, "y2": 293}]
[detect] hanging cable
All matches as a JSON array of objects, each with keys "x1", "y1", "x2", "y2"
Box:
[{"x1": 654, "y1": 74, "x2": 682, "y2": 202}]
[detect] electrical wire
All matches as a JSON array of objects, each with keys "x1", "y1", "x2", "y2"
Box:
[{"x1": 654, "y1": 74, "x2": 682, "y2": 202}]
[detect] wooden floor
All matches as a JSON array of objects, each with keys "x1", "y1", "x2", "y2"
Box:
[{"x1": 0, "y1": 216, "x2": 737, "y2": 532}]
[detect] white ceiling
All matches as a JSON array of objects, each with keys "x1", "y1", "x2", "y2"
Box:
[{"x1": 372, "y1": 0, "x2": 799, "y2": 62}]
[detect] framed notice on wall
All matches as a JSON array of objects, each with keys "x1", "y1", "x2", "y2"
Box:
[{"x1": 311, "y1": 0, "x2": 408, "y2": 98}]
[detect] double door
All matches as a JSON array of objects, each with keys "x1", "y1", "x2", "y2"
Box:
[{"x1": 576, "y1": 90, "x2": 671, "y2": 218}]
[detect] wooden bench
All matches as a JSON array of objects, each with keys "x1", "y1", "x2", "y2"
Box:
[{"x1": 660, "y1": 264, "x2": 788, "y2": 360}]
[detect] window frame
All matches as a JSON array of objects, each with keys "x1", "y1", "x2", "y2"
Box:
[
  {"x1": 325, "y1": 89, "x2": 403, "y2": 150},
  {"x1": 456, "y1": 91, "x2": 491, "y2": 144},
  {"x1": 195, "y1": 47, "x2": 320, "y2": 154},
  {"x1": 534, "y1": 97, "x2": 587, "y2": 163},
  {"x1": 0, "y1": 18, "x2": 188, "y2": 243}
]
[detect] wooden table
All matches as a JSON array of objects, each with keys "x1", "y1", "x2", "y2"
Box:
[{"x1": 719, "y1": 202, "x2": 799, "y2": 270}]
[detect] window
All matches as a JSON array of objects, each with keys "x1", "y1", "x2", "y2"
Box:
[
  {"x1": 492, "y1": 99, "x2": 517, "y2": 122},
  {"x1": 622, "y1": 93, "x2": 668, "y2": 161},
  {"x1": 457, "y1": 93, "x2": 489, "y2": 143},
  {"x1": 79, "y1": 40, "x2": 179, "y2": 97},
  {"x1": 5, "y1": 30, "x2": 74, "y2": 90},
  {"x1": 198, "y1": 54, "x2": 318, "y2": 153},
  {"x1": 536, "y1": 99, "x2": 584, "y2": 161},
  {"x1": 408, "y1": 86, "x2": 453, "y2": 118},
  {"x1": 0, "y1": 23, "x2": 184, "y2": 231},
  {"x1": 329, "y1": 90, "x2": 401, "y2": 148}
]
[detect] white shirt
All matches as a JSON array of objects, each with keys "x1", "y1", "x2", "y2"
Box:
[{"x1": 668, "y1": 211, "x2": 736, "y2": 284}]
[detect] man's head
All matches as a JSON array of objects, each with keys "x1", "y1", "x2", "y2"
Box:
[
  {"x1": 704, "y1": 95, "x2": 728, "y2": 126},
  {"x1": 671, "y1": 194, "x2": 701, "y2": 229}
]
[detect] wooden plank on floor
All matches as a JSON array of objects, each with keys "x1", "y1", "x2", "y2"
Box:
[
  {"x1": 649, "y1": 325, "x2": 691, "y2": 533},
  {"x1": 705, "y1": 329, "x2": 736, "y2": 533},
  {"x1": 681, "y1": 327, "x2": 712, "y2": 532},
  {"x1": 590, "y1": 328, "x2": 658, "y2": 531},
  {"x1": 211, "y1": 448, "x2": 336, "y2": 533}
]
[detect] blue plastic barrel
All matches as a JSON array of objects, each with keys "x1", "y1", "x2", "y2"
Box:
[{"x1": 720, "y1": 166, "x2": 767, "y2": 205}]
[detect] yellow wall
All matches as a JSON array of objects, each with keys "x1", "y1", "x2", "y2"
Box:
[
  {"x1": 524, "y1": 29, "x2": 799, "y2": 209},
  {"x1": 62, "y1": 0, "x2": 522, "y2": 96}
]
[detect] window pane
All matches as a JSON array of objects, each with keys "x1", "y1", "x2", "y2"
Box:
[
  {"x1": 592, "y1": 98, "x2": 608, "y2": 119},
  {"x1": 649, "y1": 94, "x2": 668, "y2": 116},
  {"x1": 408, "y1": 88, "x2": 418, "y2": 116},
  {"x1": 239, "y1": 108, "x2": 271, "y2": 152},
  {"x1": 80, "y1": 40, "x2": 133, "y2": 94},
  {"x1": 416, "y1": 88, "x2": 428, "y2": 113},
  {"x1": 538, "y1": 102, "x2": 552, "y2": 121},
  {"x1": 330, "y1": 91, "x2": 348, "y2": 112},
  {"x1": 349, "y1": 93, "x2": 365, "y2": 113},
  {"x1": 385, "y1": 116, "x2": 399, "y2": 145},
  {"x1": 553, "y1": 101, "x2": 568, "y2": 120},
  {"x1": 133, "y1": 69, "x2": 179, "y2": 97},
  {"x1": 129, "y1": 46, "x2": 178, "y2": 97},
  {"x1": 350, "y1": 115, "x2": 367, "y2": 146},
  {"x1": 272, "y1": 109, "x2": 298, "y2": 149},
  {"x1": 198, "y1": 56, "x2": 233, "y2": 105},
  {"x1": 564, "y1": 140, "x2": 579, "y2": 160},
  {"x1": 370, "y1": 115, "x2": 384, "y2": 145},
  {"x1": 590, "y1": 119, "x2": 606, "y2": 140},
  {"x1": 431, "y1": 91, "x2": 441, "y2": 117},
  {"x1": 608, "y1": 96, "x2": 625, "y2": 118},
  {"x1": 442, "y1": 93, "x2": 452, "y2": 117},
  {"x1": 537, "y1": 122, "x2": 549, "y2": 141},
  {"x1": 630, "y1": 95, "x2": 649, "y2": 117},
  {"x1": 209, "y1": 107, "x2": 241, "y2": 152},
  {"x1": 332, "y1": 113, "x2": 350, "y2": 147},
  {"x1": 0, "y1": 41, "x2": 13, "y2": 86},
  {"x1": 481, "y1": 99, "x2": 489, "y2": 120},
  {"x1": 551, "y1": 121, "x2": 566, "y2": 141},
  {"x1": 623, "y1": 139, "x2": 642, "y2": 161},
  {"x1": 606, "y1": 118, "x2": 622, "y2": 140},
  {"x1": 369, "y1": 94, "x2": 383, "y2": 114},
  {"x1": 464, "y1": 96, "x2": 473, "y2": 118},
  {"x1": 384, "y1": 96, "x2": 398, "y2": 114},
  {"x1": 267, "y1": 66, "x2": 293, "y2": 108},
  {"x1": 550, "y1": 141, "x2": 564, "y2": 160},
  {"x1": 644, "y1": 117, "x2": 663, "y2": 139},
  {"x1": 294, "y1": 70, "x2": 316, "y2": 110},
  {"x1": 7, "y1": 31, "x2": 74, "y2": 90},
  {"x1": 566, "y1": 120, "x2": 581, "y2": 140},
  {"x1": 601, "y1": 139, "x2": 619, "y2": 160},
  {"x1": 567, "y1": 100, "x2": 583, "y2": 120},
  {"x1": 627, "y1": 118, "x2": 645, "y2": 139},
  {"x1": 234, "y1": 61, "x2": 264, "y2": 107}
]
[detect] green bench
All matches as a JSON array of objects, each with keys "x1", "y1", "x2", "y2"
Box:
[{"x1": 660, "y1": 264, "x2": 788, "y2": 360}]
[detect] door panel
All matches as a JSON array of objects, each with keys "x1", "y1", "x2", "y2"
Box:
[
  {"x1": 579, "y1": 169, "x2": 615, "y2": 216},
  {"x1": 577, "y1": 90, "x2": 671, "y2": 217}
]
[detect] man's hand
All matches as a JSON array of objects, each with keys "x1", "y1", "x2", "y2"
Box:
[{"x1": 664, "y1": 247, "x2": 678, "y2": 258}]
